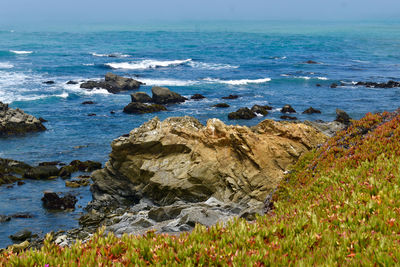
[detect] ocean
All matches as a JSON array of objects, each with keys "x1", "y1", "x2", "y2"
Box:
[{"x1": 0, "y1": 21, "x2": 400, "y2": 247}]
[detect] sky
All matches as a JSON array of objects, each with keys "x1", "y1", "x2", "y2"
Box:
[{"x1": 0, "y1": 0, "x2": 399, "y2": 26}]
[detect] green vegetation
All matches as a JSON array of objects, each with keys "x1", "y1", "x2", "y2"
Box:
[{"x1": 2, "y1": 111, "x2": 400, "y2": 266}]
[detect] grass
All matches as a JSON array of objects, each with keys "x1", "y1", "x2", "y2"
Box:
[{"x1": 2, "y1": 111, "x2": 400, "y2": 266}]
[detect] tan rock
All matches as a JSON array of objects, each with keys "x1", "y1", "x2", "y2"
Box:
[{"x1": 91, "y1": 116, "x2": 327, "y2": 207}]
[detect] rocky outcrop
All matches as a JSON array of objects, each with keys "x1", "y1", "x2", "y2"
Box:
[
  {"x1": 281, "y1": 104, "x2": 296, "y2": 113},
  {"x1": 212, "y1": 103, "x2": 230, "y2": 108},
  {"x1": 80, "y1": 73, "x2": 143, "y2": 94},
  {"x1": 228, "y1": 108, "x2": 256, "y2": 120},
  {"x1": 90, "y1": 116, "x2": 327, "y2": 210},
  {"x1": 123, "y1": 102, "x2": 167, "y2": 114},
  {"x1": 355, "y1": 80, "x2": 400, "y2": 88},
  {"x1": 0, "y1": 158, "x2": 32, "y2": 185},
  {"x1": 0, "y1": 102, "x2": 46, "y2": 136},
  {"x1": 190, "y1": 94, "x2": 205, "y2": 100},
  {"x1": 304, "y1": 120, "x2": 346, "y2": 137},
  {"x1": 130, "y1": 92, "x2": 153, "y2": 103},
  {"x1": 41, "y1": 192, "x2": 77, "y2": 210},
  {"x1": 251, "y1": 105, "x2": 271, "y2": 116},
  {"x1": 335, "y1": 109, "x2": 351, "y2": 125},
  {"x1": 302, "y1": 107, "x2": 321, "y2": 114},
  {"x1": 151, "y1": 87, "x2": 187, "y2": 104}
]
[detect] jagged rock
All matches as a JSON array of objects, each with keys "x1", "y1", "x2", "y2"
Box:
[
  {"x1": 41, "y1": 192, "x2": 77, "y2": 210},
  {"x1": 23, "y1": 166, "x2": 59, "y2": 180},
  {"x1": 0, "y1": 102, "x2": 46, "y2": 136},
  {"x1": 148, "y1": 206, "x2": 185, "y2": 222},
  {"x1": 304, "y1": 120, "x2": 346, "y2": 137},
  {"x1": 80, "y1": 73, "x2": 142, "y2": 94},
  {"x1": 281, "y1": 104, "x2": 296, "y2": 113},
  {"x1": 0, "y1": 158, "x2": 32, "y2": 185},
  {"x1": 123, "y1": 102, "x2": 167, "y2": 114},
  {"x1": 355, "y1": 80, "x2": 400, "y2": 88},
  {"x1": 251, "y1": 105, "x2": 269, "y2": 116},
  {"x1": 190, "y1": 94, "x2": 205, "y2": 100},
  {"x1": 9, "y1": 229, "x2": 32, "y2": 241},
  {"x1": 90, "y1": 116, "x2": 327, "y2": 209},
  {"x1": 66, "y1": 80, "x2": 78, "y2": 85},
  {"x1": 151, "y1": 87, "x2": 187, "y2": 104},
  {"x1": 335, "y1": 109, "x2": 351, "y2": 125},
  {"x1": 212, "y1": 103, "x2": 230, "y2": 108},
  {"x1": 70, "y1": 160, "x2": 102, "y2": 172},
  {"x1": 222, "y1": 95, "x2": 239, "y2": 100},
  {"x1": 130, "y1": 92, "x2": 153, "y2": 103},
  {"x1": 302, "y1": 107, "x2": 321, "y2": 114},
  {"x1": 228, "y1": 108, "x2": 256, "y2": 120},
  {"x1": 280, "y1": 115, "x2": 297, "y2": 120}
]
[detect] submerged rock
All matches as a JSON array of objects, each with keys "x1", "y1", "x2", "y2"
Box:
[
  {"x1": 212, "y1": 103, "x2": 230, "y2": 108},
  {"x1": 123, "y1": 102, "x2": 167, "y2": 114},
  {"x1": 151, "y1": 87, "x2": 187, "y2": 104},
  {"x1": 0, "y1": 102, "x2": 46, "y2": 136},
  {"x1": 190, "y1": 94, "x2": 206, "y2": 100},
  {"x1": 80, "y1": 73, "x2": 142, "y2": 94},
  {"x1": 280, "y1": 115, "x2": 297, "y2": 120},
  {"x1": 222, "y1": 95, "x2": 239, "y2": 100},
  {"x1": 355, "y1": 80, "x2": 400, "y2": 88},
  {"x1": 304, "y1": 60, "x2": 319, "y2": 64},
  {"x1": 228, "y1": 107, "x2": 256, "y2": 120},
  {"x1": 302, "y1": 107, "x2": 321, "y2": 114}
]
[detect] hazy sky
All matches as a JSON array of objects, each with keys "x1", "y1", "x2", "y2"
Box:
[{"x1": 1, "y1": 0, "x2": 399, "y2": 25}]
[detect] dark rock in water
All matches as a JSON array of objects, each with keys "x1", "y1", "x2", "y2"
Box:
[
  {"x1": 11, "y1": 212, "x2": 33, "y2": 219},
  {"x1": 304, "y1": 60, "x2": 319, "y2": 64},
  {"x1": 70, "y1": 160, "x2": 102, "y2": 172},
  {"x1": 316, "y1": 84, "x2": 321, "y2": 87},
  {"x1": 110, "y1": 111, "x2": 115, "y2": 114},
  {"x1": 302, "y1": 107, "x2": 321, "y2": 114},
  {"x1": 23, "y1": 165, "x2": 59, "y2": 180},
  {"x1": 251, "y1": 105, "x2": 269, "y2": 116},
  {"x1": 80, "y1": 73, "x2": 142, "y2": 94},
  {"x1": 281, "y1": 104, "x2": 296, "y2": 113},
  {"x1": 212, "y1": 103, "x2": 230, "y2": 108},
  {"x1": 131, "y1": 92, "x2": 153, "y2": 103},
  {"x1": 123, "y1": 102, "x2": 167, "y2": 114},
  {"x1": 222, "y1": 94, "x2": 239, "y2": 100},
  {"x1": 228, "y1": 107, "x2": 256, "y2": 120},
  {"x1": 59, "y1": 165, "x2": 76, "y2": 178},
  {"x1": 66, "y1": 80, "x2": 78, "y2": 85},
  {"x1": 280, "y1": 115, "x2": 297, "y2": 120},
  {"x1": 355, "y1": 80, "x2": 400, "y2": 88},
  {"x1": 0, "y1": 101, "x2": 46, "y2": 136},
  {"x1": 38, "y1": 117, "x2": 48, "y2": 123},
  {"x1": 39, "y1": 161, "x2": 61, "y2": 166},
  {"x1": 335, "y1": 109, "x2": 351, "y2": 125},
  {"x1": 17, "y1": 181, "x2": 25, "y2": 186},
  {"x1": 88, "y1": 113, "x2": 96, "y2": 116},
  {"x1": 9, "y1": 229, "x2": 32, "y2": 241},
  {"x1": 190, "y1": 94, "x2": 206, "y2": 100},
  {"x1": 151, "y1": 87, "x2": 187, "y2": 104},
  {"x1": 41, "y1": 192, "x2": 77, "y2": 210},
  {"x1": 82, "y1": 101, "x2": 95, "y2": 105},
  {"x1": 43, "y1": 81, "x2": 55, "y2": 84},
  {"x1": 0, "y1": 215, "x2": 11, "y2": 222},
  {"x1": 0, "y1": 158, "x2": 32, "y2": 185},
  {"x1": 330, "y1": 83, "x2": 338, "y2": 88}
]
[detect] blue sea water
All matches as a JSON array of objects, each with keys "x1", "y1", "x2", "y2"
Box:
[{"x1": 1, "y1": 21, "x2": 400, "y2": 247}]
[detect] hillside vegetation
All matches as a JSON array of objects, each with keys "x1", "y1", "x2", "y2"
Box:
[{"x1": 2, "y1": 110, "x2": 400, "y2": 266}]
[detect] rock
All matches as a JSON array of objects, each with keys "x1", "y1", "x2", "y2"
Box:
[
  {"x1": 80, "y1": 73, "x2": 142, "y2": 94},
  {"x1": 0, "y1": 158, "x2": 32, "y2": 185},
  {"x1": 41, "y1": 192, "x2": 77, "y2": 210},
  {"x1": 335, "y1": 109, "x2": 351, "y2": 125},
  {"x1": 17, "y1": 181, "x2": 25, "y2": 186},
  {"x1": 0, "y1": 102, "x2": 46, "y2": 136},
  {"x1": 54, "y1": 235, "x2": 68, "y2": 247},
  {"x1": 23, "y1": 166, "x2": 59, "y2": 180},
  {"x1": 302, "y1": 107, "x2": 321, "y2": 114},
  {"x1": 212, "y1": 103, "x2": 230, "y2": 108},
  {"x1": 228, "y1": 108, "x2": 256, "y2": 120},
  {"x1": 90, "y1": 116, "x2": 327, "y2": 208},
  {"x1": 66, "y1": 80, "x2": 78, "y2": 85},
  {"x1": 88, "y1": 113, "x2": 96, "y2": 116},
  {"x1": 130, "y1": 92, "x2": 153, "y2": 103},
  {"x1": 82, "y1": 101, "x2": 95, "y2": 105},
  {"x1": 11, "y1": 212, "x2": 33, "y2": 218},
  {"x1": 355, "y1": 80, "x2": 400, "y2": 88},
  {"x1": 222, "y1": 95, "x2": 239, "y2": 100},
  {"x1": 123, "y1": 102, "x2": 167, "y2": 114},
  {"x1": 190, "y1": 94, "x2": 205, "y2": 100},
  {"x1": 251, "y1": 105, "x2": 269, "y2": 116},
  {"x1": 316, "y1": 84, "x2": 321, "y2": 87},
  {"x1": 151, "y1": 87, "x2": 187, "y2": 104},
  {"x1": 304, "y1": 60, "x2": 319, "y2": 64},
  {"x1": 148, "y1": 206, "x2": 185, "y2": 222},
  {"x1": 330, "y1": 83, "x2": 338, "y2": 88},
  {"x1": 39, "y1": 161, "x2": 61, "y2": 166},
  {"x1": 304, "y1": 120, "x2": 346, "y2": 137},
  {"x1": 43, "y1": 81, "x2": 55, "y2": 84},
  {"x1": 281, "y1": 104, "x2": 296, "y2": 113},
  {"x1": 0, "y1": 215, "x2": 11, "y2": 222},
  {"x1": 9, "y1": 229, "x2": 32, "y2": 241},
  {"x1": 65, "y1": 179, "x2": 90, "y2": 188},
  {"x1": 79, "y1": 210, "x2": 105, "y2": 227},
  {"x1": 280, "y1": 115, "x2": 297, "y2": 120},
  {"x1": 70, "y1": 160, "x2": 102, "y2": 172},
  {"x1": 59, "y1": 165, "x2": 77, "y2": 178},
  {"x1": 110, "y1": 111, "x2": 116, "y2": 114},
  {"x1": 7, "y1": 241, "x2": 29, "y2": 252},
  {"x1": 38, "y1": 117, "x2": 47, "y2": 123}
]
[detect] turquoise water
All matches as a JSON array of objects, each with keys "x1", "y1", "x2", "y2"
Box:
[{"x1": 0, "y1": 21, "x2": 400, "y2": 247}]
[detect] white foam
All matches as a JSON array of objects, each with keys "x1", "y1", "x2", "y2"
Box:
[
  {"x1": 204, "y1": 77, "x2": 271, "y2": 85},
  {"x1": 63, "y1": 83, "x2": 111, "y2": 95},
  {"x1": 317, "y1": 77, "x2": 328, "y2": 80},
  {"x1": 137, "y1": 78, "x2": 198, "y2": 86},
  {"x1": 188, "y1": 61, "x2": 239, "y2": 70},
  {"x1": 91, "y1": 52, "x2": 130, "y2": 58},
  {"x1": 105, "y1": 59, "x2": 192, "y2": 70},
  {"x1": 83, "y1": 63, "x2": 95, "y2": 66},
  {"x1": 0, "y1": 62, "x2": 14, "y2": 69},
  {"x1": 10, "y1": 50, "x2": 33, "y2": 55}
]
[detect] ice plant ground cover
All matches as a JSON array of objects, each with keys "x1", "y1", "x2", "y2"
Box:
[{"x1": 2, "y1": 110, "x2": 400, "y2": 265}]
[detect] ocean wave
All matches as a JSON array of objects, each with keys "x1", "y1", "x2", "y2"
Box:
[
  {"x1": 281, "y1": 75, "x2": 328, "y2": 80},
  {"x1": 203, "y1": 77, "x2": 271, "y2": 85},
  {"x1": 0, "y1": 62, "x2": 14, "y2": 69},
  {"x1": 63, "y1": 83, "x2": 111, "y2": 95},
  {"x1": 188, "y1": 61, "x2": 239, "y2": 70},
  {"x1": 10, "y1": 50, "x2": 33, "y2": 55},
  {"x1": 91, "y1": 52, "x2": 130, "y2": 58},
  {"x1": 83, "y1": 63, "x2": 95, "y2": 66},
  {"x1": 105, "y1": 59, "x2": 192, "y2": 70},
  {"x1": 137, "y1": 78, "x2": 198, "y2": 86}
]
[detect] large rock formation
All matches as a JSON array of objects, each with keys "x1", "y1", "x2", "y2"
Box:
[
  {"x1": 0, "y1": 102, "x2": 46, "y2": 136},
  {"x1": 90, "y1": 116, "x2": 327, "y2": 208},
  {"x1": 151, "y1": 87, "x2": 187, "y2": 104},
  {"x1": 80, "y1": 73, "x2": 143, "y2": 94}
]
